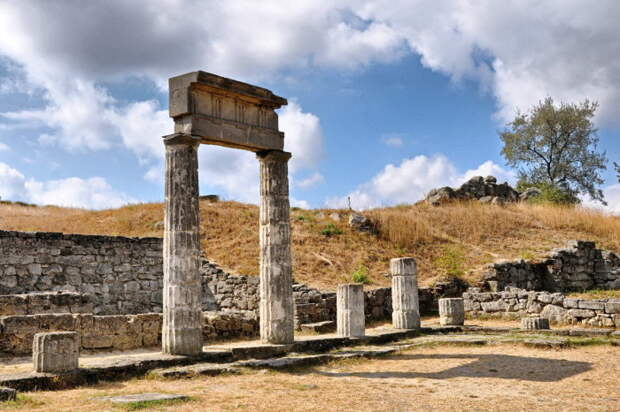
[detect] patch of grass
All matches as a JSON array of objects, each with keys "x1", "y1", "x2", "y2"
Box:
[
  {"x1": 321, "y1": 223, "x2": 343, "y2": 237},
  {"x1": 351, "y1": 263, "x2": 370, "y2": 284},
  {"x1": 435, "y1": 245, "x2": 466, "y2": 277},
  {"x1": 0, "y1": 394, "x2": 45, "y2": 409},
  {"x1": 115, "y1": 396, "x2": 193, "y2": 411}
]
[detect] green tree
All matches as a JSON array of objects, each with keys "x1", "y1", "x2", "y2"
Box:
[
  {"x1": 615, "y1": 162, "x2": 620, "y2": 183},
  {"x1": 500, "y1": 97, "x2": 607, "y2": 204}
]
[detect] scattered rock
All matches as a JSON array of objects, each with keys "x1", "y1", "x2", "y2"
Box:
[
  {"x1": 348, "y1": 213, "x2": 376, "y2": 234},
  {"x1": 0, "y1": 387, "x2": 17, "y2": 402},
  {"x1": 520, "y1": 187, "x2": 542, "y2": 201},
  {"x1": 329, "y1": 212, "x2": 342, "y2": 221}
]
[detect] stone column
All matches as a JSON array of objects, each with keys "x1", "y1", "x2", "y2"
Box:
[
  {"x1": 162, "y1": 133, "x2": 203, "y2": 356},
  {"x1": 390, "y1": 258, "x2": 420, "y2": 329},
  {"x1": 257, "y1": 150, "x2": 294, "y2": 344},
  {"x1": 337, "y1": 284, "x2": 365, "y2": 337},
  {"x1": 439, "y1": 298, "x2": 465, "y2": 326}
]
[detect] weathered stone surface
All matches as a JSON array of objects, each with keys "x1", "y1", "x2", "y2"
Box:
[
  {"x1": 257, "y1": 150, "x2": 294, "y2": 344},
  {"x1": 169, "y1": 71, "x2": 287, "y2": 152},
  {"x1": 33, "y1": 332, "x2": 79, "y2": 373},
  {"x1": 101, "y1": 393, "x2": 189, "y2": 404},
  {"x1": 0, "y1": 387, "x2": 17, "y2": 402},
  {"x1": 521, "y1": 317, "x2": 550, "y2": 330},
  {"x1": 439, "y1": 298, "x2": 465, "y2": 326},
  {"x1": 162, "y1": 133, "x2": 203, "y2": 356},
  {"x1": 390, "y1": 258, "x2": 420, "y2": 329},
  {"x1": 337, "y1": 284, "x2": 365, "y2": 338},
  {"x1": 348, "y1": 213, "x2": 376, "y2": 234},
  {"x1": 540, "y1": 304, "x2": 567, "y2": 323}
]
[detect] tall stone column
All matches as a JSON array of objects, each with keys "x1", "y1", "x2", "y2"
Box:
[
  {"x1": 257, "y1": 150, "x2": 294, "y2": 344},
  {"x1": 391, "y1": 257, "x2": 420, "y2": 329},
  {"x1": 162, "y1": 133, "x2": 203, "y2": 356}
]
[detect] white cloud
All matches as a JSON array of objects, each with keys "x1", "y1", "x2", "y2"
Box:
[
  {"x1": 295, "y1": 172, "x2": 324, "y2": 189},
  {"x1": 326, "y1": 155, "x2": 514, "y2": 210},
  {"x1": 0, "y1": 162, "x2": 133, "y2": 209},
  {"x1": 581, "y1": 184, "x2": 620, "y2": 215},
  {"x1": 0, "y1": 142, "x2": 9, "y2": 151},
  {"x1": 280, "y1": 101, "x2": 325, "y2": 172},
  {"x1": 460, "y1": 160, "x2": 517, "y2": 186},
  {"x1": 381, "y1": 133, "x2": 404, "y2": 148}
]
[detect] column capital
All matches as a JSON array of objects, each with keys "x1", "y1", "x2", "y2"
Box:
[
  {"x1": 256, "y1": 150, "x2": 292, "y2": 162},
  {"x1": 163, "y1": 133, "x2": 201, "y2": 147},
  {"x1": 390, "y1": 257, "x2": 417, "y2": 277}
]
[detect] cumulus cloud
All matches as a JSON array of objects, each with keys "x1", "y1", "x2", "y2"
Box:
[
  {"x1": 0, "y1": 162, "x2": 133, "y2": 209},
  {"x1": 325, "y1": 155, "x2": 514, "y2": 210},
  {"x1": 581, "y1": 184, "x2": 620, "y2": 215},
  {"x1": 295, "y1": 172, "x2": 325, "y2": 189}
]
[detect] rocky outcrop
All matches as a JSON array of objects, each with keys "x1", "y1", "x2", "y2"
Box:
[
  {"x1": 348, "y1": 213, "x2": 377, "y2": 234},
  {"x1": 425, "y1": 175, "x2": 527, "y2": 205}
]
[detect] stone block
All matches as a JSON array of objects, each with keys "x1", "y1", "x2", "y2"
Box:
[
  {"x1": 521, "y1": 316, "x2": 550, "y2": 330},
  {"x1": 33, "y1": 332, "x2": 79, "y2": 373},
  {"x1": 605, "y1": 301, "x2": 620, "y2": 314},
  {"x1": 563, "y1": 298, "x2": 580, "y2": 309},
  {"x1": 567, "y1": 309, "x2": 595, "y2": 319},
  {"x1": 578, "y1": 300, "x2": 605, "y2": 310},
  {"x1": 0, "y1": 387, "x2": 17, "y2": 402}
]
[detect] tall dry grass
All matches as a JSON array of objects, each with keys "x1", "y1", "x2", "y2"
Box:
[{"x1": 1, "y1": 200, "x2": 619, "y2": 290}]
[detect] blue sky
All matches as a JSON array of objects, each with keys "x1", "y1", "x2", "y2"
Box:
[{"x1": 0, "y1": 1, "x2": 619, "y2": 212}]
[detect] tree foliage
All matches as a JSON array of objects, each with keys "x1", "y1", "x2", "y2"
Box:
[
  {"x1": 615, "y1": 162, "x2": 620, "y2": 183},
  {"x1": 500, "y1": 98, "x2": 607, "y2": 204}
]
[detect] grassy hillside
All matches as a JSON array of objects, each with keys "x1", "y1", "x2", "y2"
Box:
[{"x1": 1, "y1": 200, "x2": 619, "y2": 290}]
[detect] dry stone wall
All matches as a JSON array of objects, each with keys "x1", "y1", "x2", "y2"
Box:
[
  {"x1": 463, "y1": 288, "x2": 620, "y2": 328},
  {"x1": 482, "y1": 240, "x2": 620, "y2": 292}
]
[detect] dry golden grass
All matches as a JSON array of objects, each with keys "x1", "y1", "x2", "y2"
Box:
[
  {"x1": 1, "y1": 200, "x2": 619, "y2": 290},
  {"x1": 3, "y1": 344, "x2": 619, "y2": 411}
]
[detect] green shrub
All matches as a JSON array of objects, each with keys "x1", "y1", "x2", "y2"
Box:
[
  {"x1": 517, "y1": 181, "x2": 580, "y2": 205},
  {"x1": 321, "y1": 223, "x2": 343, "y2": 236},
  {"x1": 351, "y1": 263, "x2": 370, "y2": 284}
]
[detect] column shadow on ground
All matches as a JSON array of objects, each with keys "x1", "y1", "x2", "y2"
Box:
[{"x1": 315, "y1": 353, "x2": 592, "y2": 382}]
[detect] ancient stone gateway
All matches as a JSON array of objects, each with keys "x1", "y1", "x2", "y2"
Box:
[{"x1": 163, "y1": 71, "x2": 291, "y2": 355}]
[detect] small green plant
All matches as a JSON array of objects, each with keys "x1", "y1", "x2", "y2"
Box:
[
  {"x1": 321, "y1": 223, "x2": 343, "y2": 236},
  {"x1": 520, "y1": 250, "x2": 536, "y2": 261},
  {"x1": 351, "y1": 263, "x2": 370, "y2": 284},
  {"x1": 435, "y1": 245, "x2": 466, "y2": 278}
]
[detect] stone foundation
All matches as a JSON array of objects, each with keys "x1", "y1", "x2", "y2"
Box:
[{"x1": 0, "y1": 310, "x2": 258, "y2": 356}]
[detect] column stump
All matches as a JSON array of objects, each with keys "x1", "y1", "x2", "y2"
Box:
[
  {"x1": 337, "y1": 284, "x2": 365, "y2": 338},
  {"x1": 438, "y1": 298, "x2": 465, "y2": 326},
  {"x1": 521, "y1": 316, "x2": 550, "y2": 330},
  {"x1": 33, "y1": 332, "x2": 79, "y2": 373},
  {"x1": 390, "y1": 258, "x2": 420, "y2": 329}
]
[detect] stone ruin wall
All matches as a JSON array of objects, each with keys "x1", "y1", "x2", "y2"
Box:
[
  {"x1": 481, "y1": 240, "x2": 620, "y2": 293},
  {"x1": 0, "y1": 230, "x2": 460, "y2": 356},
  {"x1": 463, "y1": 288, "x2": 620, "y2": 328}
]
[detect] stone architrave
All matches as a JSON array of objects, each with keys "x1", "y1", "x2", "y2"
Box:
[
  {"x1": 337, "y1": 284, "x2": 365, "y2": 337},
  {"x1": 390, "y1": 258, "x2": 420, "y2": 329},
  {"x1": 33, "y1": 331, "x2": 79, "y2": 373},
  {"x1": 439, "y1": 298, "x2": 465, "y2": 326},
  {"x1": 257, "y1": 150, "x2": 294, "y2": 344},
  {"x1": 164, "y1": 71, "x2": 291, "y2": 349},
  {"x1": 162, "y1": 133, "x2": 203, "y2": 356}
]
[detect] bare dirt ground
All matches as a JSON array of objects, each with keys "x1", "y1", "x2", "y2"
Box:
[{"x1": 2, "y1": 343, "x2": 619, "y2": 411}]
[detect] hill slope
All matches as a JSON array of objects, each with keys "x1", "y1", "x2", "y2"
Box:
[{"x1": 1, "y1": 201, "x2": 619, "y2": 290}]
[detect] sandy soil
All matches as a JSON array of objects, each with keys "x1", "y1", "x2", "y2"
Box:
[{"x1": 2, "y1": 343, "x2": 619, "y2": 411}]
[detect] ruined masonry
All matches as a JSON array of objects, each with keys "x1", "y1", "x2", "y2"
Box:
[
  {"x1": 164, "y1": 71, "x2": 291, "y2": 353},
  {"x1": 390, "y1": 257, "x2": 420, "y2": 329}
]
